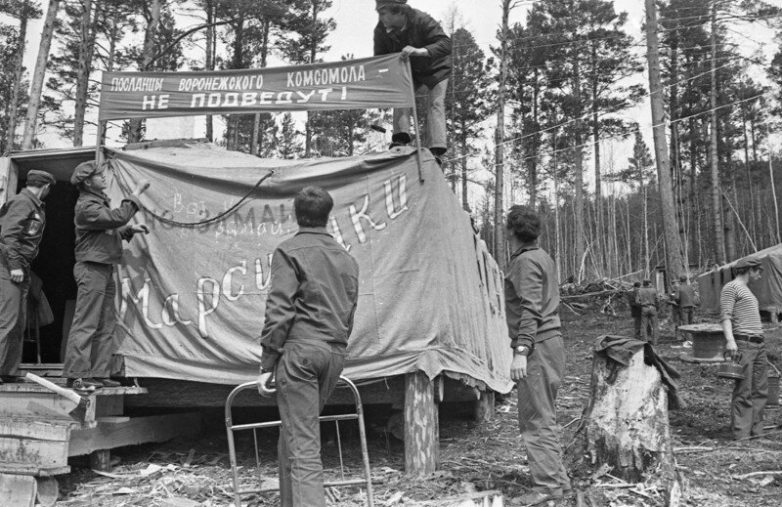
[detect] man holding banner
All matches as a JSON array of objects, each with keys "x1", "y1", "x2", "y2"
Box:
[{"x1": 374, "y1": 0, "x2": 451, "y2": 163}]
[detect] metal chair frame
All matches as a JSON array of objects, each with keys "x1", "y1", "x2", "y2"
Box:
[{"x1": 225, "y1": 376, "x2": 374, "y2": 507}]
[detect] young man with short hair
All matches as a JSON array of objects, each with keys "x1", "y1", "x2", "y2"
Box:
[
  {"x1": 0, "y1": 170, "x2": 55, "y2": 383},
  {"x1": 721, "y1": 257, "x2": 768, "y2": 440},
  {"x1": 504, "y1": 205, "x2": 570, "y2": 505},
  {"x1": 63, "y1": 161, "x2": 150, "y2": 390},
  {"x1": 257, "y1": 186, "x2": 359, "y2": 507},
  {"x1": 373, "y1": 0, "x2": 451, "y2": 162}
]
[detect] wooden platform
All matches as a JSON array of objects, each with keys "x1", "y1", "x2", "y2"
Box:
[{"x1": 0, "y1": 371, "x2": 203, "y2": 505}]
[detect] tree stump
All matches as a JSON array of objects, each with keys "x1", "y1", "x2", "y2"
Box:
[{"x1": 572, "y1": 348, "x2": 681, "y2": 505}]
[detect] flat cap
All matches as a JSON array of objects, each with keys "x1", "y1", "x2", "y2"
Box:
[
  {"x1": 26, "y1": 170, "x2": 56, "y2": 186},
  {"x1": 376, "y1": 0, "x2": 407, "y2": 7},
  {"x1": 734, "y1": 257, "x2": 763, "y2": 270},
  {"x1": 70, "y1": 161, "x2": 101, "y2": 186}
]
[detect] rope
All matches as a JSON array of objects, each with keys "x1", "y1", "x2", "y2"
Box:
[{"x1": 115, "y1": 169, "x2": 275, "y2": 228}]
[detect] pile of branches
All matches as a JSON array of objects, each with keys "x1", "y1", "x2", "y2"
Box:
[{"x1": 560, "y1": 279, "x2": 637, "y2": 316}]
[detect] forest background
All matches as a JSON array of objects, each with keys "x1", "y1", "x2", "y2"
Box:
[{"x1": 2, "y1": 0, "x2": 782, "y2": 285}]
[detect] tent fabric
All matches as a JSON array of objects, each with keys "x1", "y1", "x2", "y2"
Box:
[
  {"x1": 103, "y1": 143, "x2": 513, "y2": 393},
  {"x1": 697, "y1": 244, "x2": 782, "y2": 317}
]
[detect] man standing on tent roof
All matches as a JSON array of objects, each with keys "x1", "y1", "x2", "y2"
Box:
[
  {"x1": 721, "y1": 257, "x2": 768, "y2": 440},
  {"x1": 374, "y1": 0, "x2": 451, "y2": 164},
  {"x1": 0, "y1": 170, "x2": 55, "y2": 384},
  {"x1": 257, "y1": 186, "x2": 359, "y2": 507},
  {"x1": 63, "y1": 161, "x2": 150, "y2": 391},
  {"x1": 504, "y1": 205, "x2": 571, "y2": 505}
]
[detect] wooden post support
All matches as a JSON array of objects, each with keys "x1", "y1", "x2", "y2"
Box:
[
  {"x1": 404, "y1": 371, "x2": 438, "y2": 477},
  {"x1": 89, "y1": 449, "x2": 111, "y2": 472},
  {"x1": 473, "y1": 390, "x2": 495, "y2": 422}
]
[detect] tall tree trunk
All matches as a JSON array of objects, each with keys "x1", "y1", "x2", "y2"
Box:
[
  {"x1": 573, "y1": 58, "x2": 586, "y2": 282},
  {"x1": 528, "y1": 70, "x2": 540, "y2": 207},
  {"x1": 99, "y1": 20, "x2": 120, "y2": 146},
  {"x1": 73, "y1": 0, "x2": 95, "y2": 147},
  {"x1": 21, "y1": 0, "x2": 60, "y2": 150},
  {"x1": 205, "y1": 0, "x2": 214, "y2": 141},
  {"x1": 250, "y1": 19, "x2": 272, "y2": 156},
  {"x1": 740, "y1": 100, "x2": 757, "y2": 242},
  {"x1": 646, "y1": 0, "x2": 684, "y2": 285},
  {"x1": 709, "y1": 2, "x2": 726, "y2": 264},
  {"x1": 553, "y1": 129, "x2": 561, "y2": 282},
  {"x1": 591, "y1": 41, "x2": 604, "y2": 277},
  {"x1": 5, "y1": 11, "x2": 28, "y2": 154},
  {"x1": 493, "y1": 0, "x2": 511, "y2": 269},
  {"x1": 128, "y1": 0, "x2": 162, "y2": 143}
]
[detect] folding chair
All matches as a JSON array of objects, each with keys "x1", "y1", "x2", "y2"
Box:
[{"x1": 225, "y1": 376, "x2": 374, "y2": 507}]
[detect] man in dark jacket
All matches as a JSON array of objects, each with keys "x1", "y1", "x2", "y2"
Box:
[
  {"x1": 374, "y1": 0, "x2": 451, "y2": 162},
  {"x1": 0, "y1": 170, "x2": 55, "y2": 383},
  {"x1": 63, "y1": 161, "x2": 150, "y2": 390},
  {"x1": 504, "y1": 205, "x2": 570, "y2": 505},
  {"x1": 257, "y1": 186, "x2": 359, "y2": 507},
  {"x1": 636, "y1": 279, "x2": 660, "y2": 345}
]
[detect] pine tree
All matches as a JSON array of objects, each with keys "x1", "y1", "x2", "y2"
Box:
[
  {"x1": 277, "y1": 113, "x2": 302, "y2": 159},
  {"x1": 446, "y1": 28, "x2": 492, "y2": 211}
]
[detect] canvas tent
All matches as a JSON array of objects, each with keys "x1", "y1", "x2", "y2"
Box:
[
  {"x1": 697, "y1": 243, "x2": 782, "y2": 318},
  {"x1": 1, "y1": 141, "x2": 513, "y2": 394}
]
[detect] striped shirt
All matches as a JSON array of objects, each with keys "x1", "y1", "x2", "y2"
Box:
[{"x1": 720, "y1": 280, "x2": 762, "y2": 336}]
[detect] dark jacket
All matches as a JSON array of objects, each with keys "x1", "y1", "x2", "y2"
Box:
[
  {"x1": 260, "y1": 227, "x2": 359, "y2": 372},
  {"x1": 0, "y1": 189, "x2": 46, "y2": 271},
  {"x1": 504, "y1": 245, "x2": 561, "y2": 349},
  {"x1": 373, "y1": 8, "x2": 451, "y2": 88},
  {"x1": 636, "y1": 287, "x2": 659, "y2": 307},
  {"x1": 74, "y1": 190, "x2": 140, "y2": 264}
]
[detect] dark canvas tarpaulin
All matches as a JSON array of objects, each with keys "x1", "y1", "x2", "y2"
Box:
[
  {"x1": 99, "y1": 54, "x2": 414, "y2": 121},
  {"x1": 697, "y1": 244, "x2": 782, "y2": 316},
  {"x1": 104, "y1": 143, "x2": 512, "y2": 393}
]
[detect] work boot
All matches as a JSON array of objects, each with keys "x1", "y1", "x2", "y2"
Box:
[
  {"x1": 430, "y1": 147, "x2": 446, "y2": 167},
  {"x1": 67, "y1": 378, "x2": 101, "y2": 390},
  {"x1": 389, "y1": 132, "x2": 412, "y2": 148},
  {"x1": 95, "y1": 378, "x2": 121, "y2": 388}
]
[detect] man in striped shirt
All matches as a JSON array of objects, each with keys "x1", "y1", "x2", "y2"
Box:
[{"x1": 720, "y1": 257, "x2": 768, "y2": 440}]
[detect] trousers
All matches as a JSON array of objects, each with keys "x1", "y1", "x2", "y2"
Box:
[
  {"x1": 517, "y1": 336, "x2": 569, "y2": 494},
  {"x1": 0, "y1": 259, "x2": 29, "y2": 376},
  {"x1": 731, "y1": 341, "x2": 768, "y2": 440},
  {"x1": 393, "y1": 79, "x2": 448, "y2": 150},
  {"x1": 640, "y1": 306, "x2": 658, "y2": 344},
  {"x1": 63, "y1": 261, "x2": 117, "y2": 378},
  {"x1": 276, "y1": 340, "x2": 345, "y2": 507}
]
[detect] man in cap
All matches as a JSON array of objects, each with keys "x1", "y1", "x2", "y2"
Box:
[
  {"x1": 374, "y1": 0, "x2": 451, "y2": 164},
  {"x1": 0, "y1": 170, "x2": 55, "y2": 383},
  {"x1": 63, "y1": 161, "x2": 150, "y2": 390},
  {"x1": 721, "y1": 257, "x2": 768, "y2": 440}
]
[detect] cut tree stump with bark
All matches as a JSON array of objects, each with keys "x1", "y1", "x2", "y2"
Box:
[{"x1": 570, "y1": 348, "x2": 682, "y2": 506}]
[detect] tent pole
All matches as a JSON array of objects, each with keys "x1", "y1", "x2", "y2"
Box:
[
  {"x1": 95, "y1": 120, "x2": 104, "y2": 165},
  {"x1": 406, "y1": 61, "x2": 425, "y2": 183}
]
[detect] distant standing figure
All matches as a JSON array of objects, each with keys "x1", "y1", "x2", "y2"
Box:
[
  {"x1": 628, "y1": 282, "x2": 642, "y2": 338},
  {"x1": 721, "y1": 257, "x2": 767, "y2": 440},
  {"x1": 675, "y1": 275, "x2": 696, "y2": 326},
  {"x1": 0, "y1": 170, "x2": 55, "y2": 384},
  {"x1": 504, "y1": 205, "x2": 570, "y2": 505},
  {"x1": 63, "y1": 161, "x2": 150, "y2": 391},
  {"x1": 636, "y1": 279, "x2": 659, "y2": 345},
  {"x1": 373, "y1": 0, "x2": 451, "y2": 162}
]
